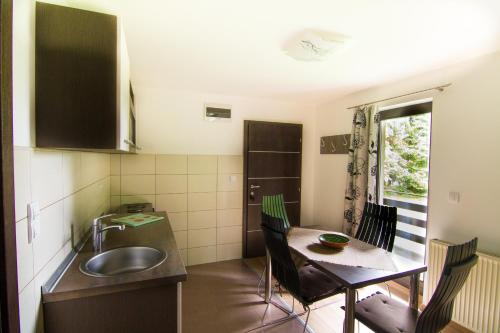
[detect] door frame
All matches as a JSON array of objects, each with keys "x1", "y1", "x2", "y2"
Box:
[
  {"x1": 242, "y1": 121, "x2": 249, "y2": 258},
  {"x1": 376, "y1": 101, "x2": 432, "y2": 293},
  {"x1": 0, "y1": 0, "x2": 20, "y2": 331}
]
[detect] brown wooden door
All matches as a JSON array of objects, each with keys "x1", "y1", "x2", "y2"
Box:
[{"x1": 243, "y1": 121, "x2": 302, "y2": 258}]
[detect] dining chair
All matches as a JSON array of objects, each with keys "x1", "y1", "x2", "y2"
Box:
[
  {"x1": 355, "y1": 202, "x2": 397, "y2": 298},
  {"x1": 355, "y1": 202, "x2": 397, "y2": 252},
  {"x1": 262, "y1": 194, "x2": 291, "y2": 229},
  {"x1": 258, "y1": 212, "x2": 344, "y2": 333},
  {"x1": 257, "y1": 194, "x2": 291, "y2": 296},
  {"x1": 344, "y1": 237, "x2": 478, "y2": 333}
]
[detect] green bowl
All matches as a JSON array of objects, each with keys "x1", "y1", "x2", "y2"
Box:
[{"x1": 319, "y1": 233, "x2": 350, "y2": 249}]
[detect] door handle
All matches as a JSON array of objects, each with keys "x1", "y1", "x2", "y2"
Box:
[{"x1": 250, "y1": 185, "x2": 261, "y2": 189}]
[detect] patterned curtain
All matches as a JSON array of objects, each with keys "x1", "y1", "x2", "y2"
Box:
[{"x1": 343, "y1": 105, "x2": 380, "y2": 236}]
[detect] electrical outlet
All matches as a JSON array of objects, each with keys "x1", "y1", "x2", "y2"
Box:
[
  {"x1": 229, "y1": 175, "x2": 236, "y2": 183},
  {"x1": 448, "y1": 191, "x2": 460, "y2": 204},
  {"x1": 27, "y1": 202, "x2": 41, "y2": 242}
]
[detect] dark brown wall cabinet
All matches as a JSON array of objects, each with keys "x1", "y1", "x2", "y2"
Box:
[{"x1": 36, "y1": 3, "x2": 136, "y2": 152}]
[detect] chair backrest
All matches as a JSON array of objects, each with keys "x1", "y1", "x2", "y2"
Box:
[
  {"x1": 262, "y1": 194, "x2": 291, "y2": 229},
  {"x1": 416, "y1": 238, "x2": 478, "y2": 333},
  {"x1": 354, "y1": 202, "x2": 397, "y2": 252},
  {"x1": 261, "y1": 212, "x2": 302, "y2": 301}
]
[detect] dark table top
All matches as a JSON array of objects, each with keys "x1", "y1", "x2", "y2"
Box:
[
  {"x1": 288, "y1": 227, "x2": 426, "y2": 289},
  {"x1": 43, "y1": 212, "x2": 187, "y2": 303}
]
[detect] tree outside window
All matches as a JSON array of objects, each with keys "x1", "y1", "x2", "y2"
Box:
[{"x1": 383, "y1": 113, "x2": 431, "y2": 198}]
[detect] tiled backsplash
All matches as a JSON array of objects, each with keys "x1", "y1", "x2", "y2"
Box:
[
  {"x1": 14, "y1": 147, "x2": 110, "y2": 332},
  {"x1": 110, "y1": 154, "x2": 243, "y2": 266}
]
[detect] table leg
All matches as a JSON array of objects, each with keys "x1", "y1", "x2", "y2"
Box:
[
  {"x1": 264, "y1": 250, "x2": 272, "y2": 303},
  {"x1": 344, "y1": 288, "x2": 356, "y2": 333},
  {"x1": 409, "y1": 273, "x2": 419, "y2": 310}
]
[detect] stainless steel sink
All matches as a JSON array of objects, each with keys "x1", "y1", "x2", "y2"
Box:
[{"x1": 80, "y1": 246, "x2": 167, "y2": 277}]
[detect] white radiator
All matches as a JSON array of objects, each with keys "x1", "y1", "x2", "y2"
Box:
[{"x1": 425, "y1": 239, "x2": 500, "y2": 333}]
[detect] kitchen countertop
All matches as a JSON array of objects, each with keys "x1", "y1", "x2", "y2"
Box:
[{"x1": 43, "y1": 211, "x2": 187, "y2": 303}]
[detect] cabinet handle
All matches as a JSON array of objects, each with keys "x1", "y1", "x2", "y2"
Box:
[{"x1": 123, "y1": 139, "x2": 143, "y2": 150}]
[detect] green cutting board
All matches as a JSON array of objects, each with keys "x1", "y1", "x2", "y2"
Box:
[{"x1": 111, "y1": 213, "x2": 164, "y2": 228}]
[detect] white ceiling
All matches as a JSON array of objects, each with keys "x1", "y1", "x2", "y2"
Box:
[{"x1": 44, "y1": 0, "x2": 500, "y2": 103}]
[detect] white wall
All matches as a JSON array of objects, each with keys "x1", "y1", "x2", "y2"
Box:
[
  {"x1": 135, "y1": 88, "x2": 316, "y2": 225},
  {"x1": 13, "y1": 0, "x2": 35, "y2": 147},
  {"x1": 314, "y1": 51, "x2": 500, "y2": 257}
]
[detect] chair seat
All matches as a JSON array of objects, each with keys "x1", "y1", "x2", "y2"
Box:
[
  {"x1": 298, "y1": 265, "x2": 343, "y2": 304},
  {"x1": 352, "y1": 292, "x2": 419, "y2": 333}
]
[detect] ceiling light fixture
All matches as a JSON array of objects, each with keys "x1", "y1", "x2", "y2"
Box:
[{"x1": 284, "y1": 30, "x2": 349, "y2": 62}]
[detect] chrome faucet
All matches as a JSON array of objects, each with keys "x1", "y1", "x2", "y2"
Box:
[{"x1": 92, "y1": 213, "x2": 126, "y2": 252}]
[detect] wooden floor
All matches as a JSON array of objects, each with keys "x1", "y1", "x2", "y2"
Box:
[
  {"x1": 182, "y1": 259, "x2": 467, "y2": 333},
  {"x1": 182, "y1": 259, "x2": 304, "y2": 332}
]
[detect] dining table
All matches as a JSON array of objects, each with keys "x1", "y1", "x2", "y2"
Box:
[{"x1": 263, "y1": 227, "x2": 427, "y2": 333}]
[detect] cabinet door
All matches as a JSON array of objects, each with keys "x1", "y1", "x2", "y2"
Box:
[{"x1": 36, "y1": 3, "x2": 118, "y2": 149}]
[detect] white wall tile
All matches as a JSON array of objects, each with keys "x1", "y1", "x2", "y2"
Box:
[
  {"x1": 100, "y1": 154, "x2": 111, "y2": 178},
  {"x1": 188, "y1": 155, "x2": 217, "y2": 174},
  {"x1": 110, "y1": 175, "x2": 121, "y2": 195},
  {"x1": 62, "y1": 194, "x2": 78, "y2": 245},
  {"x1": 110, "y1": 196, "x2": 121, "y2": 211},
  {"x1": 62, "y1": 151, "x2": 82, "y2": 196},
  {"x1": 121, "y1": 175, "x2": 155, "y2": 195},
  {"x1": 217, "y1": 174, "x2": 243, "y2": 192},
  {"x1": 78, "y1": 186, "x2": 93, "y2": 224},
  {"x1": 218, "y1": 155, "x2": 243, "y2": 174},
  {"x1": 77, "y1": 190, "x2": 94, "y2": 241},
  {"x1": 188, "y1": 246, "x2": 217, "y2": 266},
  {"x1": 188, "y1": 228, "x2": 216, "y2": 248},
  {"x1": 156, "y1": 194, "x2": 187, "y2": 212},
  {"x1": 110, "y1": 154, "x2": 121, "y2": 175},
  {"x1": 33, "y1": 201, "x2": 64, "y2": 274},
  {"x1": 16, "y1": 218, "x2": 33, "y2": 291},
  {"x1": 81, "y1": 153, "x2": 109, "y2": 187},
  {"x1": 188, "y1": 192, "x2": 216, "y2": 211},
  {"x1": 217, "y1": 243, "x2": 242, "y2": 262},
  {"x1": 121, "y1": 154, "x2": 155, "y2": 175},
  {"x1": 168, "y1": 212, "x2": 187, "y2": 231},
  {"x1": 84, "y1": 184, "x2": 99, "y2": 220},
  {"x1": 85, "y1": 178, "x2": 110, "y2": 219},
  {"x1": 156, "y1": 175, "x2": 187, "y2": 194},
  {"x1": 217, "y1": 191, "x2": 242, "y2": 209},
  {"x1": 14, "y1": 148, "x2": 31, "y2": 222},
  {"x1": 188, "y1": 174, "x2": 216, "y2": 193},
  {"x1": 156, "y1": 154, "x2": 187, "y2": 174},
  {"x1": 173, "y1": 230, "x2": 187, "y2": 249},
  {"x1": 217, "y1": 209, "x2": 242, "y2": 227},
  {"x1": 188, "y1": 210, "x2": 216, "y2": 230},
  {"x1": 217, "y1": 226, "x2": 242, "y2": 244},
  {"x1": 33, "y1": 242, "x2": 72, "y2": 332},
  {"x1": 18, "y1": 281, "x2": 37, "y2": 333},
  {"x1": 179, "y1": 249, "x2": 188, "y2": 265},
  {"x1": 31, "y1": 150, "x2": 63, "y2": 209}
]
